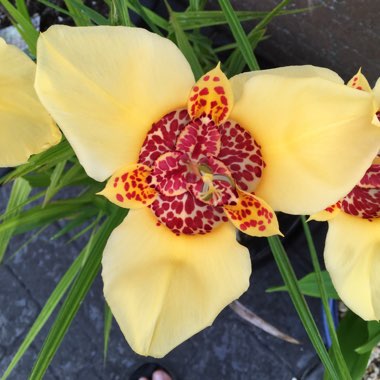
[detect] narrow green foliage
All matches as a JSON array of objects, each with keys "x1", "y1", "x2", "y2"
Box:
[
  {"x1": 0, "y1": 178, "x2": 31, "y2": 262},
  {"x1": 301, "y1": 216, "x2": 351, "y2": 380},
  {"x1": 218, "y1": 0, "x2": 259, "y2": 70},
  {"x1": 267, "y1": 270, "x2": 339, "y2": 299},
  {"x1": 166, "y1": 2, "x2": 203, "y2": 80},
  {"x1": 103, "y1": 303, "x2": 113, "y2": 363},
  {"x1": 110, "y1": 0, "x2": 132, "y2": 26},
  {"x1": 356, "y1": 323, "x2": 380, "y2": 354},
  {"x1": 29, "y1": 208, "x2": 127, "y2": 379},
  {"x1": 127, "y1": 0, "x2": 163, "y2": 35},
  {"x1": 0, "y1": 140, "x2": 74, "y2": 185},
  {"x1": 37, "y1": 0, "x2": 72, "y2": 17},
  {"x1": 0, "y1": 0, "x2": 39, "y2": 55},
  {"x1": 63, "y1": 0, "x2": 91, "y2": 26},
  {"x1": 268, "y1": 236, "x2": 340, "y2": 380},
  {"x1": 324, "y1": 311, "x2": 374, "y2": 380},
  {"x1": 43, "y1": 160, "x2": 67, "y2": 206},
  {"x1": 0, "y1": 198, "x2": 98, "y2": 236},
  {"x1": 0, "y1": 242, "x2": 90, "y2": 380},
  {"x1": 176, "y1": 9, "x2": 309, "y2": 30},
  {"x1": 15, "y1": 0, "x2": 29, "y2": 19}
]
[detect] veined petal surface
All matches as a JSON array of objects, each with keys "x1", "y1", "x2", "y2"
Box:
[
  {"x1": 35, "y1": 26, "x2": 195, "y2": 181},
  {"x1": 230, "y1": 65, "x2": 343, "y2": 102},
  {"x1": 0, "y1": 38, "x2": 60, "y2": 167},
  {"x1": 325, "y1": 212, "x2": 380, "y2": 320},
  {"x1": 102, "y1": 207, "x2": 251, "y2": 357},
  {"x1": 231, "y1": 66, "x2": 380, "y2": 214}
]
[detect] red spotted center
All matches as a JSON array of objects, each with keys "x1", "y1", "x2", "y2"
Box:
[
  {"x1": 341, "y1": 162, "x2": 380, "y2": 219},
  {"x1": 138, "y1": 109, "x2": 264, "y2": 235}
]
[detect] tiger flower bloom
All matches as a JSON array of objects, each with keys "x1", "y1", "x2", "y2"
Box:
[
  {"x1": 311, "y1": 70, "x2": 380, "y2": 321},
  {"x1": 35, "y1": 26, "x2": 380, "y2": 357},
  {"x1": 0, "y1": 38, "x2": 60, "y2": 167}
]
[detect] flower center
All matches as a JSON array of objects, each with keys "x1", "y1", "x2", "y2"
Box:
[
  {"x1": 341, "y1": 162, "x2": 380, "y2": 219},
  {"x1": 138, "y1": 109, "x2": 264, "y2": 235}
]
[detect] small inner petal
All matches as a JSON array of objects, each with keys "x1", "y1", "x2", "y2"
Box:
[
  {"x1": 176, "y1": 117, "x2": 221, "y2": 160},
  {"x1": 152, "y1": 151, "x2": 188, "y2": 196}
]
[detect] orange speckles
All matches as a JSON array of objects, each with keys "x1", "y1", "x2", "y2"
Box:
[
  {"x1": 98, "y1": 163, "x2": 157, "y2": 209},
  {"x1": 187, "y1": 63, "x2": 233, "y2": 125},
  {"x1": 223, "y1": 189, "x2": 281, "y2": 237}
]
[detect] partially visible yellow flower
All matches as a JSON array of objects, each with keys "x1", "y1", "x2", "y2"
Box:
[
  {"x1": 0, "y1": 38, "x2": 60, "y2": 167},
  {"x1": 311, "y1": 70, "x2": 380, "y2": 321},
  {"x1": 34, "y1": 26, "x2": 380, "y2": 357}
]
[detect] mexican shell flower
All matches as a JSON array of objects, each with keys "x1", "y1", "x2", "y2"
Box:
[
  {"x1": 35, "y1": 26, "x2": 380, "y2": 357},
  {"x1": 0, "y1": 38, "x2": 60, "y2": 167},
  {"x1": 312, "y1": 70, "x2": 380, "y2": 321}
]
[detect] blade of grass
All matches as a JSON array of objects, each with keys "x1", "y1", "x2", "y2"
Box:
[
  {"x1": 301, "y1": 216, "x2": 352, "y2": 379},
  {"x1": 103, "y1": 303, "x2": 113, "y2": 363},
  {"x1": 63, "y1": 0, "x2": 91, "y2": 26},
  {"x1": 0, "y1": 199, "x2": 97, "y2": 236},
  {"x1": 127, "y1": 0, "x2": 163, "y2": 35},
  {"x1": 165, "y1": 1, "x2": 203, "y2": 80},
  {"x1": 0, "y1": 0, "x2": 39, "y2": 55},
  {"x1": 268, "y1": 236, "x2": 340, "y2": 380},
  {"x1": 29, "y1": 207, "x2": 127, "y2": 379},
  {"x1": 110, "y1": 0, "x2": 132, "y2": 26},
  {"x1": 218, "y1": 0, "x2": 259, "y2": 71},
  {"x1": 0, "y1": 178, "x2": 31, "y2": 262},
  {"x1": 43, "y1": 160, "x2": 67, "y2": 206},
  {"x1": 0, "y1": 140, "x2": 74, "y2": 184}
]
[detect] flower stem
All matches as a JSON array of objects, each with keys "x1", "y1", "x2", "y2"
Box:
[
  {"x1": 267, "y1": 235, "x2": 341, "y2": 380},
  {"x1": 301, "y1": 216, "x2": 351, "y2": 379}
]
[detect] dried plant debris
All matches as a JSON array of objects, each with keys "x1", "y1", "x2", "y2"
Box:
[{"x1": 363, "y1": 345, "x2": 380, "y2": 380}]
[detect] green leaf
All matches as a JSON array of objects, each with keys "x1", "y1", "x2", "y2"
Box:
[
  {"x1": 0, "y1": 199, "x2": 98, "y2": 236},
  {"x1": 267, "y1": 270, "x2": 339, "y2": 299},
  {"x1": 0, "y1": 178, "x2": 31, "y2": 262},
  {"x1": 355, "y1": 321, "x2": 380, "y2": 354},
  {"x1": 103, "y1": 303, "x2": 113, "y2": 363},
  {"x1": 43, "y1": 160, "x2": 67, "y2": 206},
  {"x1": 127, "y1": 0, "x2": 163, "y2": 35},
  {"x1": 29, "y1": 207, "x2": 127, "y2": 379},
  {"x1": 268, "y1": 236, "x2": 340, "y2": 380},
  {"x1": 0, "y1": 233, "x2": 90, "y2": 380},
  {"x1": 63, "y1": 0, "x2": 92, "y2": 26},
  {"x1": 324, "y1": 311, "x2": 373, "y2": 380},
  {"x1": 301, "y1": 216, "x2": 351, "y2": 379},
  {"x1": 110, "y1": 0, "x2": 132, "y2": 26},
  {"x1": 166, "y1": 1, "x2": 203, "y2": 80},
  {"x1": 218, "y1": 0, "x2": 259, "y2": 70},
  {"x1": 0, "y1": 140, "x2": 74, "y2": 185}
]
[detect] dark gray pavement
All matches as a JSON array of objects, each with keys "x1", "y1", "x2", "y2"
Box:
[{"x1": 0, "y1": 182, "x2": 327, "y2": 379}]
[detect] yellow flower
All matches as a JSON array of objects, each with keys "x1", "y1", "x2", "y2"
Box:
[
  {"x1": 311, "y1": 70, "x2": 380, "y2": 321},
  {"x1": 34, "y1": 26, "x2": 380, "y2": 357},
  {"x1": 0, "y1": 38, "x2": 60, "y2": 167}
]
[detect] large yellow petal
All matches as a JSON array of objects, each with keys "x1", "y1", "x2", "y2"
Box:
[
  {"x1": 0, "y1": 38, "x2": 60, "y2": 167},
  {"x1": 35, "y1": 26, "x2": 195, "y2": 181},
  {"x1": 102, "y1": 207, "x2": 251, "y2": 357},
  {"x1": 231, "y1": 67, "x2": 380, "y2": 214},
  {"x1": 325, "y1": 212, "x2": 380, "y2": 320},
  {"x1": 230, "y1": 65, "x2": 343, "y2": 102}
]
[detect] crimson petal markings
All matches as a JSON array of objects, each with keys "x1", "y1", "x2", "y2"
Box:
[{"x1": 217, "y1": 120, "x2": 264, "y2": 193}]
